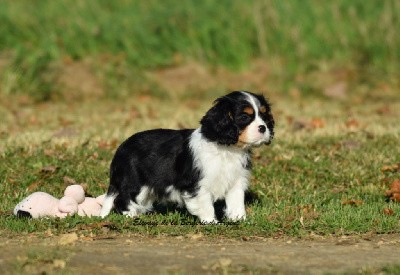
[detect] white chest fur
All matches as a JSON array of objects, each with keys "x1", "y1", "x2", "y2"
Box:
[{"x1": 189, "y1": 129, "x2": 250, "y2": 201}]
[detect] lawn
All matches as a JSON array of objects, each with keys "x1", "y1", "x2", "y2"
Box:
[
  {"x1": 1, "y1": 79, "x2": 399, "y2": 238},
  {"x1": 0, "y1": 0, "x2": 399, "y2": 239}
]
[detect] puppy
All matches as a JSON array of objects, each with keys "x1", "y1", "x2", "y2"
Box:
[{"x1": 100, "y1": 91, "x2": 274, "y2": 223}]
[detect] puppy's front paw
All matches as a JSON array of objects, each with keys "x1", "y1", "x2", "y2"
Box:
[
  {"x1": 227, "y1": 214, "x2": 246, "y2": 222},
  {"x1": 226, "y1": 208, "x2": 246, "y2": 222}
]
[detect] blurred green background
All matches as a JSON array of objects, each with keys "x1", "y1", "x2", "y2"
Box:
[{"x1": 0, "y1": 0, "x2": 399, "y2": 101}]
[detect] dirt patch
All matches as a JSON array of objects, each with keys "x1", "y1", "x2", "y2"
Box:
[
  {"x1": 1, "y1": 234, "x2": 400, "y2": 274},
  {"x1": 57, "y1": 58, "x2": 104, "y2": 101},
  {"x1": 149, "y1": 60, "x2": 271, "y2": 98}
]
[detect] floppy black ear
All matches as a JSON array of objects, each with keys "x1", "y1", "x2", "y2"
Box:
[{"x1": 200, "y1": 97, "x2": 238, "y2": 145}]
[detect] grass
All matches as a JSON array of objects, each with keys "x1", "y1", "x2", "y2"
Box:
[
  {"x1": 0, "y1": 0, "x2": 399, "y2": 239},
  {"x1": 1, "y1": 86, "x2": 399, "y2": 238},
  {"x1": 0, "y1": 0, "x2": 399, "y2": 100}
]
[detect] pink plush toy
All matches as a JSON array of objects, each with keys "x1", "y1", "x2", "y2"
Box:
[{"x1": 14, "y1": 185, "x2": 105, "y2": 219}]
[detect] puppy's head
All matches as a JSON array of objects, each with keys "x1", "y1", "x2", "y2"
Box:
[{"x1": 200, "y1": 91, "x2": 274, "y2": 147}]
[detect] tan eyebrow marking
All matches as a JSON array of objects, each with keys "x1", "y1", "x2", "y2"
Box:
[
  {"x1": 260, "y1": 106, "x2": 267, "y2": 113},
  {"x1": 243, "y1": 106, "x2": 254, "y2": 115}
]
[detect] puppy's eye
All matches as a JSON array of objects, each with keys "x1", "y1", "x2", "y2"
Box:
[{"x1": 237, "y1": 113, "x2": 251, "y2": 122}]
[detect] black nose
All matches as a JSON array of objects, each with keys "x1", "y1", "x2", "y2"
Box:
[{"x1": 258, "y1": 125, "x2": 266, "y2": 133}]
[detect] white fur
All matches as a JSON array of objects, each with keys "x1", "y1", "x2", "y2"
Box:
[
  {"x1": 122, "y1": 186, "x2": 155, "y2": 217},
  {"x1": 100, "y1": 193, "x2": 117, "y2": 218},
  {"x1": 165, "y1": 185, "x2": 185, "y2": 206},
  {"x1": 188, "y1": 128, "x2": 250, "y2": 222},
  {"x1": 225, "y1": 181, "x2": 247, "y2": 221},
  {"x1": 183, "y1": 190, "x2": 217, "y2": 223},
  {"x1": 242, "y1": 92, "x2": 271, "y2": 146}
]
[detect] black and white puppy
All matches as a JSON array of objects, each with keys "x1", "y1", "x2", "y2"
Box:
[{"x1": 100, "y1": 91, "x2": 274, "y2": 223}]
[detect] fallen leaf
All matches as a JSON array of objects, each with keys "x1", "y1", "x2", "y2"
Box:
[
  {"x1": 97, "y1": 140, "x2": 110, "y2": 150},
  {"x1": 110, "y1": 139, "x2": 119, "y2": 149},
  {"x1": 43, "y1": 149, "x2": 55, "y2": 156},
  {"x1": 381, "y1": 164, "x2": 400, "y2": 173},
  {"x1": 387, "y1": 179, "x2": 400, "y2": 194},
  {"x1": 90, "y1": 152, "x2": 99, "y2": 159},
  {"x1": 385, "y1": 179, "x2": 400, "y2": 197},
  {"x1": 58, "y1": 233, "x2": 78, "y2": 245},
  {"x1": 310, "y1": 118, "x2": 325, "y2": 128},
  {"x1": 0, "y1": 210, "x2": 13, "y2": 216},
  {"x1": 384, "y1": 190, "x2": 392, "y2": 197},
  {"x1": 266, "y1": 212, "x2": 280, "y2": 221},
  {"x1": 186, "y1": 232, "x2": 203, "y2": 240},
  {"x1": 299, "y1": 205, "x2": 320, "y2": 220},
  {"x1": 63, "y1": 176, "x2": 76, "y2": 185},
  {"x1": 29, "y1": 116, "x2": 39, "y2": 125},
  {"x1": 385, "y1": 179, "x2": 400, "y2": 202},
  {"x1": 300, "y1": 204, "x2": 313, "y2": 213},
  {"x1": 383, "y1": 208, "x2": 394, "y2": 215},
  {"x1": 390, "y1": 193, "x2": 400, "y2": 202},
  {"x1": 137, "y1": 95, "x2": 153, "y2": 102},
  {"x1": 45, "y1": 228, "x2": 53, "y2": 237},
  {"x1": 292, "y1": 120, "x2": 308, "y2": 131},
  {"x1": 80, "y1": 183, "x2": 89, "y2": 193},
  {"x1": 286, "y1": 116, "x2": 294, "y2": 124},
  {"x1": 98, "y1": 182, "x2": 108, "y2": 190},
  {"x1": 336, "y1": 238, "x2": 359, "y2": 246},
  {"x1": 331, "y1": 187, "x2": 346, "y2": 194},
  {"x1": 97, "y1": 139, "x2": 119, "y2": 150},
  {"x1": 27, "y1": 181, "x2": 41, "y2": 191},
  {"x1": 206, "y1": 258, "x2": 233, "y2": 271},
  {"x1": 53, "y1": 259, "x2": 66, "y2": 269},
  {"x1": 376, "y1": 105, "x2": 391, "y2": 115},
  {"x1": 218, "y1": 258, "x2": 232, "y2": 268},
  {"x1": 130, "y1": 106, "x2": 141, "y2": 119},
  {"x1": 40, "y1": 166, "x2": 59, "y2": 173},
  {"x1": 59, "y1": 117, "x2": 73, "y2": 126},
  {"x1": 242, "y1": 236, "x2": 250, "y2": 241},
  {"x1": 345, "y1": 119, "x2": 360, "y2": 128}
]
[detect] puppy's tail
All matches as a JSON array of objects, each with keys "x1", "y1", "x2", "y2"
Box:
[{"x1": 100, "y1": 192, "x2": 117, "y2": 218}]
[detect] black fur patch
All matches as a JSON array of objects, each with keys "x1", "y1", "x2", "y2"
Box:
[
  {"x1": 200, "y1": 96, "x2": 240, "y2": 145},
  {"x1": 110, "y1": 129, "x2": 201, "y2": 213}
]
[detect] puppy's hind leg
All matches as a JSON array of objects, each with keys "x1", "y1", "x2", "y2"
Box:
[{"x1": 122, "y1": 186, "x2": 155, "y2": 218}]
